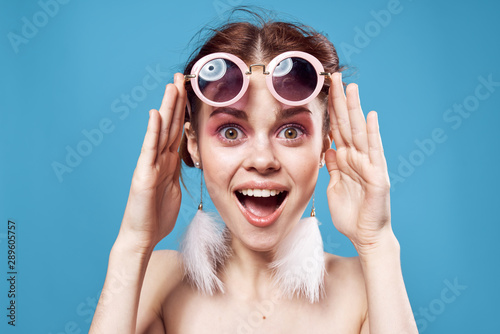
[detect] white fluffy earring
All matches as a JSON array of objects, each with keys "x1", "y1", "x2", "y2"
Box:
[
  {"x1": 270, "y1": 193, "x2": 326, "y2": 303},
  {"x1": 180, "y1": 166, "x2": 230, "y2": 295}
]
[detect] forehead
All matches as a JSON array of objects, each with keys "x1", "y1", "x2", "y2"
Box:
[{"x1": 199, "y1": 92, "x2": 325, "y2": 123}]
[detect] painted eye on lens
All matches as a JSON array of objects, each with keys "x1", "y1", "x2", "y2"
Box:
[
  {"x1": 279, "y1": 127, "x2": 302, "y2": 139},
  {"x1": 199, "y1": 59, "x2": 227, "y2": 82},
  {"x1": 273, "y1": 58, "x2": 293, "y2": 77}
]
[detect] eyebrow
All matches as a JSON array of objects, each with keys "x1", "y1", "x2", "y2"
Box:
[
  {"x1": 276, "y1": 106, "x2": 312, "y2": 119},
  {"x1": 210, "y1": 107, "x2": 248, "y2": 120},
  {"x1": 209, "y1": 106, "x2": 311, "y2": 120}
]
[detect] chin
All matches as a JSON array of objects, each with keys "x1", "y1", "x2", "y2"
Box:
[{"x1": 228, "y1": 212, "x2": 300, "y2": 253}]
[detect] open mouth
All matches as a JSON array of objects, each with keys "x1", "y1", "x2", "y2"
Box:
[{"x1": 235, "y1": 189, "x2": 288, "y2": 220}]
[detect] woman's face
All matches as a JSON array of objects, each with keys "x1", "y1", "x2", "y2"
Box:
[{"x1": 187, "y1": 70, "x2": 328, "y2": 252}]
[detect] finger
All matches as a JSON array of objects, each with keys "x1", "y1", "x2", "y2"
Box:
[
  {"x1": 345, "y1": 83, "x2": 369, "y2": 153},
  {"x1": 157, "y1": 83, "x2": 178, "y2": 156},
  {"x1": 328, "y1": 85, "x2": 345, "y2": 149},
  {"x1": 166, "y1": 73, "x2": 188, "y2": 152},
  {"x1": 325, "y1": 148, "x2": 341, "y2": 186},
  {"x1": 138, "y1": 109, "x2": 160, "y2": 167},
  {"x1": 330, "y1": 72, "x2": 353, "y2": 147},
  {"x1": 366, "y1": 111, "x2": 386, "y2": 167}
]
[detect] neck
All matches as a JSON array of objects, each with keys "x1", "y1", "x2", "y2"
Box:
[{"x1": 220, "y1": 234, "x2": 278, "y2": 300}]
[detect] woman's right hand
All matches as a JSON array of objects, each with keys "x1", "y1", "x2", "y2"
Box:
[{"x1": 118, "y1": 73, "x2": 187, "y2": 254}]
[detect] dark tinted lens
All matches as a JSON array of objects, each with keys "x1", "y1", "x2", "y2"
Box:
[
  {"x1": 272, "y1": 57, "x2": 317, "y2": 102},
  {"x1": 198, "y1": 58, "x2": 243, "y2": 103}
]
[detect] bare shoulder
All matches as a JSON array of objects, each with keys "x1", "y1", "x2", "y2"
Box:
[
  {"x1": 136, "y1": 250, "x2": 184, "y2": 333},
  {"x1": 323, "y1": 253, "x2": 368, "y2": 324},
  {"x1": 146, "y1": 250, "x2": 184, "y2": 282},
  {"x1": 324, "y1": 252, "x2": 365, "y2": 283},
  {"x1": 142, "y1": 250, "x2": 185, "y2": 301},
  {"x1": 324, "y1": 252, "x2": 366, "y2": 294}
]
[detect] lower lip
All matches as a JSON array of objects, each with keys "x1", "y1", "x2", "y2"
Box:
[{"x1": 235, "y1": 193, "x2": 287, "y2": 228}]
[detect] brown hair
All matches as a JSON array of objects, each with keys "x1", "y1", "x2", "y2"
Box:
[{"x1": 179, "y1": 11, "x2": 342, "y2": 167}]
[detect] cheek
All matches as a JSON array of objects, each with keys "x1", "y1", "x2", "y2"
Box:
[
  {"x1": 283, "y1": 148, "x2": 320, "y2": 185},
  {"x1": 199, "y1": 143, "x2": 241, "y2": 203}
]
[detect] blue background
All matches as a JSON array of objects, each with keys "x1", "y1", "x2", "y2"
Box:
[{"x1": 1, "y1": 0, "x2": 499, "y2": 333}]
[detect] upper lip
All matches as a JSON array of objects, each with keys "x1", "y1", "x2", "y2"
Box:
[{"x1": 233, "y1": 181, "x2": 289, "y2": 192}]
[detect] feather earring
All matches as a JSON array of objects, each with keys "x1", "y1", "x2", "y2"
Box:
[
  {"x1": 180, "y1": 165, "x2": 229, "y2": 295},
  {"x1": 270, "y1": 193, "x2": 326, "y2": 303}
]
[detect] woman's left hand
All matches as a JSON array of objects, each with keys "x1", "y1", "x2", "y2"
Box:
[{"x1": 325, "y1": 72, "x2": 393, "y2": 255}]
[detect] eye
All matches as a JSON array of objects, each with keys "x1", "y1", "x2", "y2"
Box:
[
  {"x1": 278, "y1": 126, "x2": 303, "y2": 140},
  {"x1": 219, "y1": 126, "x2": 243, "y2": 140},
  {"x1": 199, "y1": 58, "x2": 227, "y2": 82},
  {"x1": 273, "y1": 58, "x2": 293, "y2": 77}
]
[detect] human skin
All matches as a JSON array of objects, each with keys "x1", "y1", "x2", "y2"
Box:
[
  {"x1": 89, "y1": 69, "x2": 418, "y2": 333},
  {"x1": 185, "y1": 69, "x2": 325, "y2": 255}
]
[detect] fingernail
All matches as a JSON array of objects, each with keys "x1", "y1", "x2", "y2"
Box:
[{"x1": 338, "y1": 72, "x2": 342, "y2": 86}]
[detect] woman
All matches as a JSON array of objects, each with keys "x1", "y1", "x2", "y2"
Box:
[{"x1": 90, "y1": 13, "x2": 418, "y2": 334}]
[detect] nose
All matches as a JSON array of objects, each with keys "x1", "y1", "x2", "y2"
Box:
[{"x1": 242, "y1": 134, "x2": 280, "y2": 174}]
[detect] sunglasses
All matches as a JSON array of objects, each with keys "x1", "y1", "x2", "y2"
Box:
[{"x1": 184, "y1": 51, "x2": 331, "y2": 107}]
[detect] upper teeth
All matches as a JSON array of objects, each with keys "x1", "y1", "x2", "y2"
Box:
[{"x1": 238, "y1": 189, "x2": 283, "y2": 197}]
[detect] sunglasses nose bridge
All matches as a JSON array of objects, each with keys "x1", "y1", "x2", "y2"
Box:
[{"x1": 245, "y1": 64, "x2": 270, "y2": 75}]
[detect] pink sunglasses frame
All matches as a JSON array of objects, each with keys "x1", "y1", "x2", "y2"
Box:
[{"x1": 184, "y1": 51, "x2": 330, "y2": 107}]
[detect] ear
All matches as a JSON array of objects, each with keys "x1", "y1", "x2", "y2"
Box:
[{"x1": 184, "y1": 122, "x2": 201, "y2": 166}]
